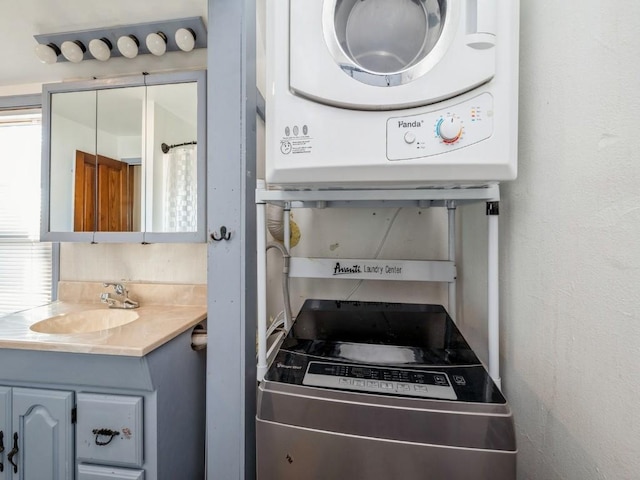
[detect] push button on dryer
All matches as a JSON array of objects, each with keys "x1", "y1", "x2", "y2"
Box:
[{"x1": 404, "y1": 131, "x2": 416, "y2": 144}]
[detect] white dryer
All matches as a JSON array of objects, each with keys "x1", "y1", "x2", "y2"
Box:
[{"x1": 265, "y1": 0, "x2": 520, "y2": 188}]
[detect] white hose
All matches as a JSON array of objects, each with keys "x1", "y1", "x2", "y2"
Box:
[
  {"x1": 266, "y1": 241, "x2": 293, "y2": 331},
  {"x1": 267, "y1": 204, "x2": 286, "y2": 241}
]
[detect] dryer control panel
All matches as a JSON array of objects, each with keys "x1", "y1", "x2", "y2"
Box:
[
  {"x1": 303, "y1": 361, "x2": 457, "y2": 400},
  {"x1": 386, "y1": 93, "x2": 494, "y2": 161}
]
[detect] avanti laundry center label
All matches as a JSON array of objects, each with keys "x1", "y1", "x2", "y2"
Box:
[
  {"x1": 333, "y1": 262, "x2": 403, "y2": 277},
  {"x1": 280, "y1": 124, "x2": 313, "y2": 155},
  {"x1": 288, "y1": 258, "x2": 456, "y2": 283}
]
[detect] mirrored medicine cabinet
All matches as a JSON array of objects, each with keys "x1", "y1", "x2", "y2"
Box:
[{"x1": 40, "y1": 70, "x2": 206, "y2": 243}]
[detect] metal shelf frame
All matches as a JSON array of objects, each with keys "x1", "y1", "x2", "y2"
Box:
[{"x1": 256, "y1": 182, "x2": 503, "y2": 389}]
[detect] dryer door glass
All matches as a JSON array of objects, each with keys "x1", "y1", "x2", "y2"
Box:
[{"x1": 332, "y1": 0, "x2": 446, "y2": 78}]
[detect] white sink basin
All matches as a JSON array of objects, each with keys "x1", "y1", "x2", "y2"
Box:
[{"x1": 30, "y1": 309, "x2": 140, "y2": 334}]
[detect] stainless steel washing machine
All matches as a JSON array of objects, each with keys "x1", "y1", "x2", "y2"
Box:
[{"x1": 257, "y1": 299, "x2": 516, "y2": 479}]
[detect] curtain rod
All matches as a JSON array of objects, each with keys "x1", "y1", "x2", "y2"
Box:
[{"x1": 161, "y1": 141, "x2": 197, "y2": 154}]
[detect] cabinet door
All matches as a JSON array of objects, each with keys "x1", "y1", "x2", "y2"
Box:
[
  {"x1": 0, "y1": 387, "x2": 11, "y2": 480},
  {"x1": 11, "y1": 388, "x2": 74, "y2": 480}
]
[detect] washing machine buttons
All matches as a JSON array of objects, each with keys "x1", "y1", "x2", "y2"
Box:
[
  {"x1": 433, "y1": 374, "x2": 449, "y2": 386},
  {"x1": 436, "y1": 116, "x2": 463, "y2": 144},
  {"x1": 453, "y1": 375, "x2": 467, "y2": 386}
]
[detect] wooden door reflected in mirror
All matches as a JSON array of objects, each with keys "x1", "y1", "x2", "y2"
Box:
[{"x1": 73, "y1": 151, "x2": 136, "y2": 232}]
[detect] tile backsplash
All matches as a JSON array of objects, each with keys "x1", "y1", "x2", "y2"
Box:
[
  {"x1": 58, "y1": 281, "x2": 206, "y2": 306},
  {"x1": 60, "y1": 243, "x2": 207, "y2": 285}
]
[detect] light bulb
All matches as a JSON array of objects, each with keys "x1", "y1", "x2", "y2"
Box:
[
  {"x1": 61, "y1": 40, "x2": 86, "y2": 63},
  {"x1": 117, "y1": 35, "x2": 139, "y2": 59},
  {"x1": 35, "y1": 43, "x2": 60, "y2": 64},
  {"x1": 146, "y1": 32, "x2": 167, "y2": 56},
  {"x1": 175, "y1": 28, "x2": 196, "y2": 52},
  {"x1": 89, "y1": 38, "x2": 112, "y2": 61}
]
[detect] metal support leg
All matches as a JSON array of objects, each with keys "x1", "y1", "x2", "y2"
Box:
[
  {"x1": 447, "y1": 202, "x2": 457, "y2": 323},
  {"x1": 283, "y1": 204, "x2": 292, "y2": 331},
  {"x1": 487, "y1": 200, "x2": 501, "y2": 389},
  {"x1": 284, "y1": 203, "x2": 291, "y2": 252},
  {"x1": 257, "y1": 182, "x2": 267, "y2": 381}
]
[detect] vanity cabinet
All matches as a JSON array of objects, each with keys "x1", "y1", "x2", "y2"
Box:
[
  {"x1": 0, "y1": 386, "x2": 74, "y2": 480},
  {"x1": 0, "y1": 328, "x2": 205, "y2": 480}
]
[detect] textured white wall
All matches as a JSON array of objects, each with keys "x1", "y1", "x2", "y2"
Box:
[{"x1": 462, "y1": 1, "x2": 640, "y2": 478}]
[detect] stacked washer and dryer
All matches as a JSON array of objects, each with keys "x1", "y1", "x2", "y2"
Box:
[{"x1": 257, "y1": 0, "x2": 520, "y2": 478}]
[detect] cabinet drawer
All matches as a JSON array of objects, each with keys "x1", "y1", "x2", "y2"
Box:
[
  {"x1": 78, "y1": 464, "x2": 144, "y2": 480},
  {"x1": 77, "y1": 393, "x2": 143, "y2": 468}
]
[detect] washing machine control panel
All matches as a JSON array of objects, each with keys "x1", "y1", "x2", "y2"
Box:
[
  {"x1": 386, "y1": 93, "x2": 494, "y2": 161},
  {"x1": 303, "y1": 361, "x2": 457, "y2": 400}
]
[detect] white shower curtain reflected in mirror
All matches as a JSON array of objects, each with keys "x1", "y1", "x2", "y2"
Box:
[{"x1": 162, "y1": 145, "x2": 197, "y2": 232}]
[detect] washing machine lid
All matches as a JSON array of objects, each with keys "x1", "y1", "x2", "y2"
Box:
[
  {"x1": 265, "y1": 300, "x2": 506, "y2": 404},
  {"x1": 289, "y1": 0, "x2": 497, "y2": 110},
  {"x1": 285, "y1": 300, "x2": 478, "y2": 365}
]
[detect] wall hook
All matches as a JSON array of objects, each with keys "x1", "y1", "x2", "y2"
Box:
[{"x1": 211, "y1": 226, "x2": 231, "y2": 241}]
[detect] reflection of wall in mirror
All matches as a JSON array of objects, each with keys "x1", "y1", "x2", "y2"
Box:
[{"x1": 50, "y1": 113, "x2": 95, "y2": 232}]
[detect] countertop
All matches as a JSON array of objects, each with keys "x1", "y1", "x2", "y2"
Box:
[{"x1": 0, "y1": 282, "x2": 207, "y2": 357}]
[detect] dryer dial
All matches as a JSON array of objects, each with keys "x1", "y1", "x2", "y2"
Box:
[{"x1": 436, "y1": 116, "x2": 463, "y2": 144}]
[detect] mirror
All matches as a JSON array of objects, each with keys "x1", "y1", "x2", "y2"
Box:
[{"x1": 41, "y1": 71, "x2": 205, "y2": 242}]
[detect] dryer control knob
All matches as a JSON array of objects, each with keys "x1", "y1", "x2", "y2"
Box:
[{"x1": 437, "y1": 116, "x2": 463, "y2": 143}]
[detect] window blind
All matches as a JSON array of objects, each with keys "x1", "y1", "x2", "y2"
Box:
[{"x1": 0, "y1": 111, "x2": 52, "y2": 315}]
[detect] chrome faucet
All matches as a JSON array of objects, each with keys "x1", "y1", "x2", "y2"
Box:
[{"x1": 100, "y1": 283, "x2": 139, "y2": 309}]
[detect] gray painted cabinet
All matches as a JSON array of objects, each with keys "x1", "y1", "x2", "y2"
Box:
[
  {"x1": 0, "y1": 386, "x2": 73, "y2": 480},
  {"x1": 0, "y1": 328, "x2": 205, "y2": 480}
]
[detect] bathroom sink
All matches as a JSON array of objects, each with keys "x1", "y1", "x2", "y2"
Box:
[{"x1": 30, "y1": 309, "x2": 140, "y2": 334}]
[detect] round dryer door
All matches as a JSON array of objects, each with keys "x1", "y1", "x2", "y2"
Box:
[
  {"x1": 288, "y1": 0, "x2": 496, "y2": 110},
  {"x1": 329, "y1": 0, "x2": 446, "y2": 86}
]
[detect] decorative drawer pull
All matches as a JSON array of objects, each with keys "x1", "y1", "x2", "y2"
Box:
[
  {"x1": 0, "y1": 430, "x2": 4, "y2": 472},
  {"x1": 92, "y1": 428, "x2": 120, "y2": 446},
  {"x1": 7, "y1": 433, "x2": 18, "y2": 474}
]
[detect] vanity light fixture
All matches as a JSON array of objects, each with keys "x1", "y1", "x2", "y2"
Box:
[
  {"x1": 89, "y1": 38, "x2": 113, "y2": 61},
  {"x1": 61, "y1": 40, "x2": 86, "y2": 63},
  {"x1": 175, "y1": 28, "x2": 196, "y2": 52},
  {"x1": 34, "y1": 43, "x2": 60, "y2": 64},
  {"x1": 34, "y1": 17, "x2": 207, "y2": 64},
  {"x1": 146, "y1": 32, "x2": 167, "y2": 56},
  {"x1": 117, "y1": 35, "x2": 140, "y2": 59}
]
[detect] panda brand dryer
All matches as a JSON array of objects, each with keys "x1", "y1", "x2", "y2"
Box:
[
  {"x1": 265, "y1": 0, "x2": 520, "y2": 188},
  {"x1": 257, "y1": 300, "x2": 516, "y2": 479}
]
